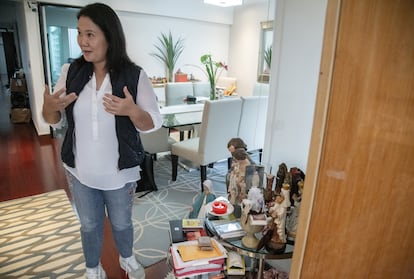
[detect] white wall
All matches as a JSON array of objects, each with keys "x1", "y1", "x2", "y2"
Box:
[
  {"x1": 229, "y1": 0, "x2": 275, "y2": 97},
  {"x1": 262, "y1": 0, "x2": 327, "y2": 172},
  {"x1": 13, "y1": 0, "x2": 270, "y2": 135},
  {"x1": 120, "y1": 11, "x2": 230, "y2": 80}
]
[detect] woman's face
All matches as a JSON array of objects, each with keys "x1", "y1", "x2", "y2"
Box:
[{"x1": 77, "y1": 16, "x2": 108, "y2": 67}]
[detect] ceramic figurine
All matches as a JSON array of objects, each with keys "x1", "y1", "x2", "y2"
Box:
[
  {"x1": 281, "y1": 182, "x2": 291, "y2": 209},
  {"x1": 227, "y1": 148, "x2": 251, "y2": 205},
  {"x1": 240, "y1": 198, "x2": 265, "y2": 248},
  {"x1": 266, "y1": 194, "x2": 287, "y2": 253},
  {"x1": 227, "y1": 137, "x2": 248, "y2": 154},
  {"x1": 286, "y1": 179, "x2": 304, "y2": 242},
  {"x1": 247, "y1": 185, "x2": 265, "y2": 214},
  {"x1": 289, "y1": 167, "x2": 305, "y2": 205},
  {"x1": 226, "y1": 138, "x2": 249, "y2": 192},
  {"x1": 275, "y1": 163, "x2": 287, "y2": 195},
  {"x1": 264, "y1": 169, "x2": 275, "y2": 203},
  {"x1": 188, "y1": 180, "x2": 216, "y2": 218}
]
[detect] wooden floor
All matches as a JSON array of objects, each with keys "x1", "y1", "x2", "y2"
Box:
[{"x1": 0, "y1": 82, "x2": 169, "y2": 278}]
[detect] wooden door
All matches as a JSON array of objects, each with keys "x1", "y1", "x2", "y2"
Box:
[{"x1": 291, "y1": 0, "x2": 414, "y2": 278}]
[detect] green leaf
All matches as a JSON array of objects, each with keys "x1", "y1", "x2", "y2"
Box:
[{"x1": 150, "y1": 31, "x2": 185, "y2": 81}]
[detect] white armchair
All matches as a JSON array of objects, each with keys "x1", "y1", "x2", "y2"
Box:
[
  {"x1": 171, "y1": 98, "x2": 243, "y2": 191},
  {"x1": 238, "y1": 96, "x2": 268, "y2": 163}
]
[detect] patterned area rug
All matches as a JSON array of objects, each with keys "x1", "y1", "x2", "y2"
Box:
[
  {"x1": 0, "y1": 189, "x2": 84, "y2": 278},
  {"x1": 132, "y1": 154, "x2": 228, "y2": 267}
]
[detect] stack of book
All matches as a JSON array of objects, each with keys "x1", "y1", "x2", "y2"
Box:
[
  {"x1": 249, "y1": 213, "x2": 270, "y2": 226},
  {"x1": 182, "y1": 218, "x2": 204, "y2": 230},
  {"x1": 169, "y1": 219, "x2": 207, "y2": 243},
  {"x1": 182, "y1": 218, "x2": 208, "y2": 241},
  {"x1": 205, "y1": 219, "x2": 246, "y2": 240},
  {"x1": 169, "y1": 239, "x2": 227, "y2": 278}
]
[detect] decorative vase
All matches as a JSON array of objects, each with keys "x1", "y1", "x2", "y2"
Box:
[{"x1": 209, "y1": 82, "x2": 216, "y2": 100}]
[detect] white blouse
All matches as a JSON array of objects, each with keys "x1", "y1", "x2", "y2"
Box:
[{"x1": 51, "y1": 64, "x2": 162, "y2": 190}]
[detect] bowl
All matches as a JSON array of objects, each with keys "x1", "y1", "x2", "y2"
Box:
[{"x1": 212, "y1": 201, "x2": 228, "y2": 214}]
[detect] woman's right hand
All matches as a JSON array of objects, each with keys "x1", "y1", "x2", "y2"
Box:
[{"x1": 42, "y1": 85, "x2": 77, "y2": 124}]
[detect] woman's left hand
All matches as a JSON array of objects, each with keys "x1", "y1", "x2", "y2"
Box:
[{"x1": 103, "y1": 86, "x2": 137, "y2": 116}]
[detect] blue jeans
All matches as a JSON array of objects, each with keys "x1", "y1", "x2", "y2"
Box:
[{"x1": 66, "y1": 171, "x2": 136, "y2": 268}]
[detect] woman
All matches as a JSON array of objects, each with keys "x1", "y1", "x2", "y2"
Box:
[{"x1": 42, "y1": 3, "x2": 161, "y2": 279}]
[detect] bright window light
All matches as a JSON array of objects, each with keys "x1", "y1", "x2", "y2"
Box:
[{"x1": 204, "y1": 0, "x2": 243, "y2": 7}]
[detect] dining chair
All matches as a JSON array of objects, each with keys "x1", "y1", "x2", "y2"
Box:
[
  {"x1": 165, "y1": 82, "x2": 195, "y2": 140},
  {"x1": 165, "y1": 82, "x2": 194, "y2": 106},
  {"x1": 238, "y1": 96, "x2": 269, "y2": 163},
  {"x1": 252, "y1": 82, "x2": 270, "y2": 96},
  {"x1": 171, "y1": 98, "x2": 243, "y2": 192},
  {"x1": 140, "y1": 127, "x2": 177, "y2": 160},
  {"x1": 192, "y1": 82, "x2": 210, "y2": 98},
  {"x1": 137, "y1": 127, "x2": 177, "y2": 195}
]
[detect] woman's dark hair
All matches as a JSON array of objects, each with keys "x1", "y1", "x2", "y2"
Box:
[{"x1": 77, "y1": 3, "x2": 132, "y2": 73}]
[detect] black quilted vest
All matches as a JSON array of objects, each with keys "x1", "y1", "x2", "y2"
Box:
[{"x1": 61, "y1": 60, "x2": 145, "y2": 170}]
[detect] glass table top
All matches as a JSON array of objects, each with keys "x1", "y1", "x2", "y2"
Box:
[
  {"x1": 160, "y1": 104, "x2": 204, "y2": 128},
  {"x1": 205, "y1": 218, "x2": 294, "y2": 261}
]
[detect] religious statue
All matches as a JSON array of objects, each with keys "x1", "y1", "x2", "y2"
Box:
[
  {"x1": 274, "y1": 163, "x2": 287, "y2": 195},
  {"x1": 188, "y1": 179, "x2": 216, "y2": 218},
  {"x1": 226, "y1": 138, "x2": 251, "y2": 193},
  {"x1": 262, "y1": 180, "x2": 290, "y2": 254},
  {"x1": 228, "y1": 148, "x2": 251, "y2": 206},
  {"x1": 227, "y1": 137, "x2": 248, "y2": 154},
  {"x1": 264, "y1": 168, "x2": 275, "y2": 203},
  {"x1": 265, "y1": 194, "x2": 287, "y2": 253},
  {"x1": 286, "y1": 179, "x2": 304, "y2": 242},
  {"x1": 288, "y1": 167, "x2": 305, "y2": 205},
  {"x1": 240, "y1": 187, "x2": 266, "y2": 248}
]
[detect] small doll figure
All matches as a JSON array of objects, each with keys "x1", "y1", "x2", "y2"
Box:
[{"x1": 188, "y1": 180, "x2": 216, "y2": 218}]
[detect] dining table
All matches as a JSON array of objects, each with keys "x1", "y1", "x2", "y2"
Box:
[{"x1": 160, "y1": 103, "x2": 204, "y2": 129}]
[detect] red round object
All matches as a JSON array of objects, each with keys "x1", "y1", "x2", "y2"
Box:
[{"x1": 212, "y1": 201, "x2": 228, "y2": 214}]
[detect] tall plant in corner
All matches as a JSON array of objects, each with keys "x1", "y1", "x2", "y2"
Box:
[{"x1": 150, "y1": 31, "x2": 185, "y2": 82}]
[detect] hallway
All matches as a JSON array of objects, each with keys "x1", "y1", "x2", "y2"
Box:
[{"x1": 0, "y1": 79, "x2": 68, "y2": 202}]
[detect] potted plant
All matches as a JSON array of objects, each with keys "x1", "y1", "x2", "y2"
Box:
[
  {"x1": 150, "y1": 31, "x2": 185, "y2": 82},
  {"x1": 200, "y1": 54, "x2": 228, "y2": 100},
  {"x1": 264, "y1": 45, "x2": 272, "y2": 72}
]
